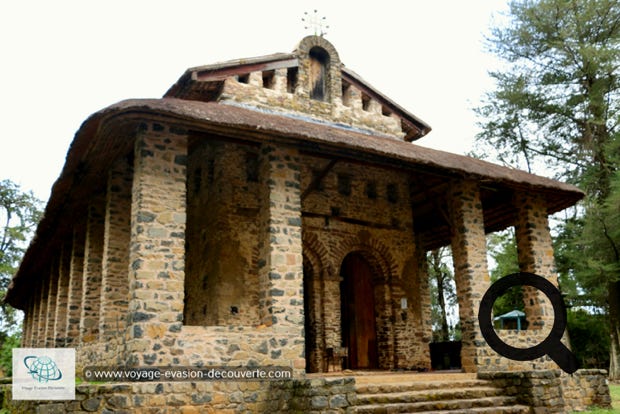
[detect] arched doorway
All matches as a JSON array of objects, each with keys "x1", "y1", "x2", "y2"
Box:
[{"x1": 340, "y1": 253, "x2": 378, "y2": 369}]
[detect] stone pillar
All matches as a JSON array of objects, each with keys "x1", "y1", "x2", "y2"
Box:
[
  {"x1": 414, "y1": 237, "x2": 433, "y2": 369},
  {"x1": 31, "y1": 293, "x2": 40, "y2": 346},
  {"x1": 514, "y1": 192, "x2": 557, "y2": 330},
  {"x1": 273, "y1": 68, "x2": 288, "y2": 93},
  {"x1": 66, "y1": 227, "x2": 85, "y2": 345},
  {"x1": 20, "y1": 300, "x2": 28, "y2": 347},
  {"x1": 323, "y1": 270, "x2": 341, "y2": 361},
  {"x1": 80, "y1": 195, "x2": 106, "y2": 344},
  {"x1": 248, "y1": 71, "x2": 263, "y2": 87},
  {"x1": 36, "y1": 274, "x2": 49, "y2": 347},
  {"x1": 22, "y1": 297, "x2": 33, "y2": 347},
  {"x1": 126, "y1": 124, "x2": 187, "y2": 366},
  {"x1": 54, "y1": 244, "x2": 71, "y2": 346},
  {"x1": 45, "y1": 259, "x2": 59, "y2": 347},
  {"x1": 257, "y1": 144, "x2": 304, "y2": 369},
  {"x1": 449, "y1": 180, "x2": 490, "y2": 373},
  {"x1": 99, "y1": 159, "x2": 132, "y2": 341},
  {"x1": 32, "y1": 290, "x2": 41, "y2": 346}
]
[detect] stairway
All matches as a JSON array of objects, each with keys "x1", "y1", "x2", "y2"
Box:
[{"x1": 347, "y1": 372, "x2": 530, "y2": 414}]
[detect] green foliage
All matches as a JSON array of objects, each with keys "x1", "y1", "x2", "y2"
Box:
[
  {"x1": 567, "y1": 309, "x2": 610, "y2": 369},
  {"x1": 488, "y1": 229, "x2": 520, "y2": 281},
  {"x1": 475, "y1": 0, "x2": 620, "y2": 183},
  {"x1": 475, "y1": 0, "x2": 620, "y2": 377},
  {"x1": 427, "y1": 248, "x2": 459, "y2": 341},
  {"x1": 0, "y1": 333, "x2": 20, "y2": 377},
  {"x1": 487, "y1": 230, "x2": 524, "y2": 316},
  {"x1": 0, "y1": 179, "x2": 42, "y2": 333},
  {"x1": 554, "y1": 166, "x2": 620, "y2": 310}
]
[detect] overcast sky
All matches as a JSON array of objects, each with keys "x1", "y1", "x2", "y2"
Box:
[{"x1": 0, "y1": 0, "x2": 508, "y2": 201}]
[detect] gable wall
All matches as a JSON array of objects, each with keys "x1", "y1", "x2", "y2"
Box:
[{"x1": 182, "y1": 138, "x2": 431, "y2": 371}]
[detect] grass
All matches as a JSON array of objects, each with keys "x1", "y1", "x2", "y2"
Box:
[
  {"x1": 576, "y1": 384, "x2": 620, "y2": 413},
  {"x1": 613, "y1": 385, "x2": 620, "y2": 410}
]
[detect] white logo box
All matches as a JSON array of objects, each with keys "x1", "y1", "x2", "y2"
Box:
[{"x1": 12, "y1": 348, "x2": 75, "y2": 400}]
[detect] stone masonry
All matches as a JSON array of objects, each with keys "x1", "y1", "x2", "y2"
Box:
[
  {"x1": 515, "y1": 192, "x2": 557, "y2": 332},
  {"x1": 448, "y1": 180, "x2": 491, "y2": 373},
  {"x1": 7, "y1": 35, "x2": 603, "y2": 413}
]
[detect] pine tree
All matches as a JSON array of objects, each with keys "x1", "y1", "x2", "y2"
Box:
[{"x1": 475, "y1": 0, "x2": 620, "y2": 378}]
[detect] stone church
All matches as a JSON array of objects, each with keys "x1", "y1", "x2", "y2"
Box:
[{"x1": 5, "y1": 36, "x2": 609, "y2": 412}]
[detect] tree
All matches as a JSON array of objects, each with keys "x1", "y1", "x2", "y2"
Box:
[
  {"x1": 487, "y1": 229, "x2": 523, "y2": 317},
  {"x1": 427, "y1": 247, "x2": 458, "y2": 342},
  {"x1": 0, "y1": 179, "x2": 42, "y2": 334},
  {"x1": 474, "y1": 0, "x2": 620, "y2": 378},
  {"x1": 568, "y1": 309, "x2": 611, "y2": 368},
  {"x1": 567, "y1": 163, "x2": 620, "y2": 374},
  {"x1": 0, "y1": 333, "x2": 20, "y2": 377}
]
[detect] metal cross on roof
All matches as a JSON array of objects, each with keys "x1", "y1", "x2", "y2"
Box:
[{"x1": 302, "y1": 10, "x2": 329, "y2": 37}]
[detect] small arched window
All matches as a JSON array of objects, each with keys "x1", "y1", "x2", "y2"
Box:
[{"x1": 309, "y1": 47, "x2": 329, "y2": 101}]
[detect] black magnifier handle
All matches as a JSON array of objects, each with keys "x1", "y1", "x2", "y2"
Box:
[
  {"x1": 547, "y1": 341, "x2": 578, "y2": 374},
  {"x1": 479, "y1": 272, "x2": 580, "y2": 375}
]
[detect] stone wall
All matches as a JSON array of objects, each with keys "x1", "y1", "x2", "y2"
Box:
[
  {"x1": 300, "y1": 154, "x2": 431, "y2": 371},
  {"x1": 54, "y1": 243, "x2": 71, "y2": 346},
  {"x1": 2, "y1": 370, "x2": 610, "y2": 413},
  {"x1": 514, "y1": 193, "x2": 557, "y2": 333},
  {"x1": 476, "y1": 330, "x2": 560, "y2": 371},
  {"x1": 479, "y1": 369, "x2": 611, "y2": 412},
  {"x1": 184, "y1": 138, "x2": 261, "y2": 327},
  {"x1": 80, "y1": 194, "x2": 106, "y2": 345},
  {"x1": 124, "y1": 123, "x2": 188, "y2": 368},
  {"x1": 18, "y1": 120, "x2": 572, "y2": 379},
  {"x1": 448, "y1": 180, "x2": 491, "y2": 373},
  {"x1": 66, "y1": 227, "x2": 86, "y2": 346},
  {"x1": 217, "y1": 36, "x2": 406, "y2": 141},
  {"x1": 99, "y1": 158, "x2": 132, "y2": 342},
  {"x1": 1, "y1": 377, "x2": 355, "y2": 413},
  {"x1": 181, "y1": 139, "x2": 431, "y2": 373}
]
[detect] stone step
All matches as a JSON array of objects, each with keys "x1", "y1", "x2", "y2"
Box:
[
  {"x1": 420, "y1": 406, "x2": 531, "y2": 414},
  {"x1": 352, "y1": 373, "x2": 476, "y2": 385},
  {"x1": 355, "y1": 380, "x2": 493, "y2": 394},
  {"x1": 356, "y1": 387, "x2": 504, "y2": 405},
  {"x1": 350, "y1": 396, "x2": 525, "y2": 414}
]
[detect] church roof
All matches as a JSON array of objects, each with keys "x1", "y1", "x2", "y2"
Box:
[
  {"x1": 6, "y1": 97, "x2": 583, "y2": 307},
  {"x1": 4, "y1": 37, "x2": 584, "y2": 308}
]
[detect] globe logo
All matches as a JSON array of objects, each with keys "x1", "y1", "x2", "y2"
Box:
[{"x1": 23, "y1": 355, "x2": 63, "y2": 383}]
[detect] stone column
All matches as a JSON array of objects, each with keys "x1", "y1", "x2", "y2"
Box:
[
  {"x1": 257, "y1": 144, "x2": 304, "y2": 369},
  {"x1": 514, "y1": 192, "x2": 557, "y2": 330},
  {"x1": 22, "y1": 297, "x2": 33, "y2": 347},
  {"x1": 99, "y1": 158, "x2": 132, "y2": 341},
  {"x1": 33, "y1": 280, "x2": 45, "y2": 347},
  {"x1": 273, "y1": 68, "x2": 288, "y2": 93},
  {"x1": 66, "y1": 227, "x2": 85, "y2": 345},
  {"x1": 414, "y1": 236, "x2": 433, "y2": 369},
  {"x1": 36, "y1": 273, "x2": 49, "y2": 347},
  {"x1": 323, "y1": 270, "x2": 342, "y2": 362},
  {"x1": 449, "y1": 180, "x2": 490, "y2": 373},
  {"x1": 45, "y1": 260, "x2": 59, "y2": 347},
  {"x1": 32, "y1": 290, "x2": 41, "y2": 346},
  {"x1": 126, "y1": 123, "x2": 187, "y2": 366},
  {"x1": 80, "y1": 195, "x2": 106, "y2": 344},
  {"x1": 54, "y1": 244, "x2": 71, "y2": 346}
]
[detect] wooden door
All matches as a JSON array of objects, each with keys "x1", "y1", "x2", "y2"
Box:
[{"x1": 341, "y1": 253, "x2": 378, "y2": 369}]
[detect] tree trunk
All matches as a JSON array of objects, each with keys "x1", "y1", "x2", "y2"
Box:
[
  {"x1": 431, "y1": 249, "x2": 450, "y2": 342},
  {"x1": 609, "y1": 280, "x2": 620, "y2": 380},
  {"x1": 436, "y1": 273, "x2": 449, "y2": 341}
]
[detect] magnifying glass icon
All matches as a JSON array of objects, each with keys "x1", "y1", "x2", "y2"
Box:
[{"x1": 478, "y1": 272, "x2": 578, "y2": 374}]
